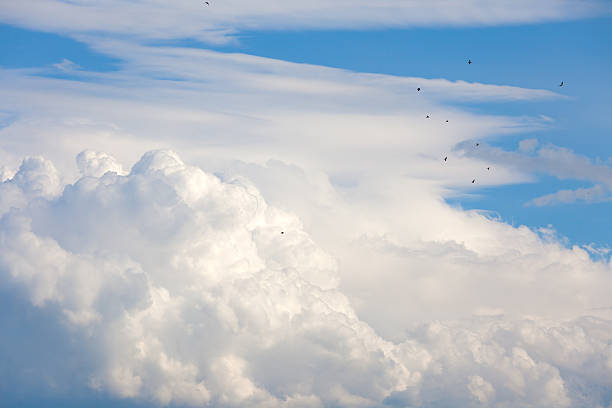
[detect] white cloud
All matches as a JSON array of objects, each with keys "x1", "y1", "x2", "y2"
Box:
[
  {"x1": 0, "y1": 11, "x2": 610, "y2": 405},
  {"x1": 527, "y1": 185, "x2": 612, "y2": 206},
  {"x1": 0, "y1": 0, "x2": 608, "y2": 43},
  {"x1": 0, "y1": 150, "x2": 610, "y2": 407},
  {"x1": 464, "y1": 142, "x2": 612, "y2": 206},
  {"x1": 76, "y1": 149, "x2": 125, "y2": 177},
  {"x1": 53, "y1": 58, "x2": 80, "y2": 72},
  {"x1": 0, "y1": 41, "x2": 559, "y2": 189}
]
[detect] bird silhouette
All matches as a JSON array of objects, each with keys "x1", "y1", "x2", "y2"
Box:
[
  {"x1": 417, "y1": 87, "x2": 421, "y2": 92},
  {"x1": 281, "y1": 231, "x2": 284, "y2": 234},
  {"x1": 472, "y1": 179, "x2": 476, "y2": 184},
  {"x1": 444, "y1": 156, "x2": 448, "y2": 162},
  {"x1": 204, "y1": 1, "x2": 210, "y2": 4},
  {"x1": 487, "y1": 167, "x2": 490, "y2": 170},
  {"x1": 445, "y1": 120, "x2": 449, "y2": 123},
  {"x1": 426, "y1": 115, "x2": 430, "y2": 119},
  {"x1": 475, "y1": 143, "x2": 480, "y2": 147},
  {"x1": 560, "y1": 81, "x2": 564, "y2": 87},
  {"x1": 468, "y1": 59, "x2": 472, "y2": 65}
]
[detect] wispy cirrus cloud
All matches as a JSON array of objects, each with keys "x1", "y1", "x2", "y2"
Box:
[
  {"x1": 0, "y1": 0, "x2": 609, "y2": 43},
  {"x1": 464, "y1": 141, "x2": 612, "y2": 206}
]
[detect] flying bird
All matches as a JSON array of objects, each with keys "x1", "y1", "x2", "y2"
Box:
[
  {"x1": 417, "y1": 87, "x2": 421, "y2": 92},
  {"x1": 204, "y1": 1, "x2": 210, "y2": 4},
  {"x1": 487, "y1": 167, "x2": 490, "y2": 170},
  {"x1": 444, "y1": 156, "x2": 448, "y2": 162},
  {"x1": 281, "y1": 231, "x2": 284, "y2": 234},
  {"x1": 475, "y1": 143, "x2": 480, "y2": 147},
  {"x1": 559, "y1": 81, "x2": 564, "y2": 87},
  {"x1": 468, "y1": 59, "x2": 472, "y2": 65},
  {"x1": 472, "y1": 179, "x2": 476, "y2": 184},
  {"x1": 426, "y1": 115, "x2": 430, "y2": 119},
  {"x1": 445, "y1": 120, "x2": 449, "y2": 123}
]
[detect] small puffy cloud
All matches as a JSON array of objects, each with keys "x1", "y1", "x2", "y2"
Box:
[
  {"x1": 0, "y1": 156, "x2": 62, "y2": 217},
  {"x1": 76, "y1": 149, "x2": 125, "y2": 177},
  {"x1": 11, "y1": 156, "x2": 62, "y2": 199},
  {"x1": 53, "y1": 58, "x2": 80, "y2": 72},
  {"x1": 0, "y1": 150, "x2": 611, "y2": 407}
]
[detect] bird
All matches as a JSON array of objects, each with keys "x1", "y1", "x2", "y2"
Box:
[
  {"x1": 281, "y1": 231, "x2": 284, "y2": 235},
  {"x1": 559, "y1": 81, "x2": 564, "y2": 87},
  {"x1": 417, "y1": 87, "x2": 421, "y2": 92},
  {"x1": 426, "y1": 115, "x2": 430, "y2": 119},
  {"x1": 444, "y1": 156, "x2": 448, "y2": 162},
  {"x1": 472, "y1": 179, "x2": 476, "y2": 184},
  {"x1": 487, "y1": 167, "x2": 490, "y2": 170},
  {"x1": 468, "y1": 59, "x2": 472, "y2": 65},
  {"x1": 475, "y1": 143, "x2": 480, "y2": 147},
  {"x1": 445, "y1": 120, "x2": 449, "y2": 123},
  {"x1": 204, "y1": 1, "x2": 210, "y2": 4}
]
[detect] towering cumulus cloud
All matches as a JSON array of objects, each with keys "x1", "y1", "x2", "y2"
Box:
[{"x1": 0, "y1": 150, "x2": 610, "y2": 407}]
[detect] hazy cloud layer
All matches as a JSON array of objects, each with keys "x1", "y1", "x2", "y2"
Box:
[{"x1": 0, "y1": 150, "x2": 610, "y2": 407}]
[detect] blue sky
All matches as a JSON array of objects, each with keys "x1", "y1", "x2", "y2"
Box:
[{"x1": 1, "y1": 2, "x2": 612, "y2": 407}]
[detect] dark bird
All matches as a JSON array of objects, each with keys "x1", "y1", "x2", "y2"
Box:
[
  {"x1": 426, "y1": 115, "x2": 430, "y2": 119},
  {"x1": 204, "y1": 1, "x2": 210, "y2": 4},
  {"x1": 281, "y1": 231, "x2": 284, "y2": 234},
  {"x1": 475, "y1": 143, "x2": 480, "y2": 147},
  {"x1": 487, "y1": 167, "x2": 490, "y2": 170},
  {"x1": 472, "y1": 179, "x2": 476, "y2": 184},
  {"x1": 468, "y1": 59, "x2": 472, "y2": 65},
  {"x1": 417, "y1": 87, "x2": 421, "y2": 92},
  {"x1": 445, "y1": 120, "x2": 449, "y2": 123},
  {"x1": 560, "y1": 81, "x2": 564, "y2": 87},
  {"x1": 444, "y1": 156, "x2": 448, "y2": 162}
]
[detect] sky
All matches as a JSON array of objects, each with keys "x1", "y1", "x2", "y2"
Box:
[{"x1": 0, "y1": 1, "x2": 611, "y2": 407}]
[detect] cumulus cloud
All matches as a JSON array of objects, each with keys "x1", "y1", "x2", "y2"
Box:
[
  {"x1": 76, "y1": 149, "x2": 125, "y2": 177},
  {"x1": 0, "y1": 0, "x2": 609, "y2": 43},
  {"x1": 0, "y1": 150, "x2": 610, "y2": 407}
]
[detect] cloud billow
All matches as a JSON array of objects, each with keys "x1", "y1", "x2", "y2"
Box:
[{"x1": 0, "y1": 150, "x2": 611, "y2": 407}]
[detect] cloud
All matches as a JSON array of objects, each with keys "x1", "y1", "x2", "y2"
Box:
[
  {"x1": 76, "y1": 149, "x2": 125, "y2": 177},
  {"x1": 463, "y1": 141, "x2": 612, "y2": 206},
  {"x1": 527, "y1": 185, "x2": 612, "y2": 206},
  {"x1": 0, "y1": 0, "x2": 609, "y2": 43},
  {"x1": 53, "y1": 58, "x2": 80, "y2": 72},
  {"x1": 519, "y1": 138, "x2": 539, "y2": 153},
  {"x1": 0, "y1": 150, "x2": 611, "y2": 407},
  {"x1": 0, "y1": 10, "x2": 610, "y2": 405},
  {"x1": 0, "y1": 40, "x2": 559, "y2": 189}
]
